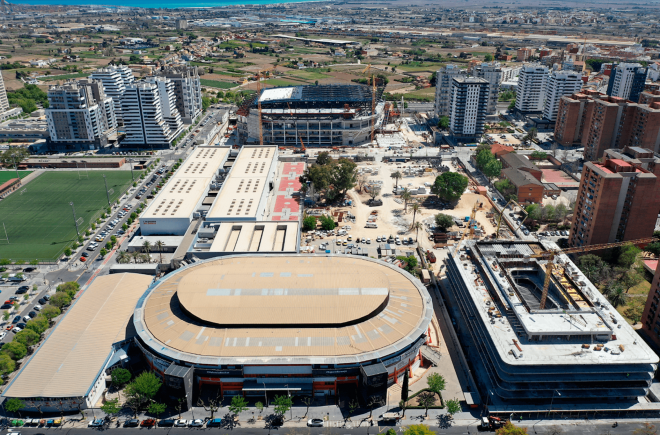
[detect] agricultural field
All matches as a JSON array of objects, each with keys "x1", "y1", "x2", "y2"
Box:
[
  {"x1": 0, "y1": 171, "x2": 134, "y2": 262},
  {"x1": 0, "y1": 171, "x2": 32, "y2": 184}
]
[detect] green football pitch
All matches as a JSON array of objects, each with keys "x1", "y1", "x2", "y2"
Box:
[
  {"x1": 0, "y1": 171, "x2": 134, "y2": 262},
  {"x1": 0, "y1": 171, "x2": 33, "y2": 184}
]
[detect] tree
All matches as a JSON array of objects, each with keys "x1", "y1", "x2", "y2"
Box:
[
  {"x1": 475, "y1": 148, "x2": 494, "y2": 169},
  {"x1": 14, "y1": 329, "x2": 40, "y2": 347},
  {"x1": 403, "y1": 425, "x2": 435, "y2": 435},
  {"x1": 124, "y1": 372, "x2": 162, "y2": 411},
  {"x1": 111, "y1": 368, "x2": 132, "y2": 391},
  {"x1": 319, "y1": 215, "x2": 336, "y2": 231},
  {"x1": 483, "y1": 159, "x2": 502, "y2": 181},
  {"x1": 2, "y1": 312, "x2": 9, "y2": 322},
  {"x1": 347, "y1": 398, "x2": 359, "y2": 421},
  {"x1": 369, "y1": 185, "x2": 381, "y2": 201},
  {"x1": 646, "y1": 242, "x2": 660, "y2": 257},
  {"x1": 523, "y1": 127, "x2": 538, "y2": 143},
  {"x1": 64, "y1": 248, "x2": 72, "y2": 257},
  {"x1": 100, "y1": 248, "x2": 108, "y2": 258},
  {"x1": 402, "y1": 371, "x2": 409, "y2": 402},
  {"x1": 273, "y1": 394, "x2": 292, "y2": 417},
  {"x1": 255, "y1": 401, "x2": 264, "y2": 414},
  {"x1": 391, "y1": 171, "x2": 402, "y2": 190},
  {"x1": 412, "y1": 221, "x2": 423, "y2": 242},
  {"x1": 555, "y1": 203, "x2": 568, "y2": 222},
  {"x1": 435, "y1": 213, "x2": 455, "y2": 231},
  {"x1": 101, "y1": 398, "x2": 121, "y2": 418},
  {"x1": 229, "y1": 395, "x2": 248, "y2": 418},
  {"x1": 398, "y1": 400, "x2": 408, "y2": 418},
  {"x1": 431, "y1": 172, "x2": 468, "y2": 202},
  {"x1": 621, "y1": 268, "x2": 644, "y2": 293},
  {"x1": 401, "y1": 188, "x2": 413, "y2": 212},
  {"x1": 619, "y1": 244, "x2": 642, "y2": 269},
  {"x1": 26, "y1": 315, "x2": 48, "y2": 335},
  {"x1": 357, "y1": 173, "x2": 368, "y2": 193},
  {"x1": 57, "y1": 281, "x2": 79, "y2": 298},
  {"x1": 5, "y1": 398, "x2": 25, "y2": 416},
  {"x1": 426, "y1": 373, "x2": 446, "y2": 396},
  {"x1": 0, "y1": 350, "x2": 14, "y2": 376},
  {"x1": 0, "y1": 147, "x2": 30, "y2": 168},
  {"x1": 148, "y1": 402, "x2": 167, "y2": 419},
  {"x1": 495, "y1": 421, "x2": 528, "y2": 434},
  {"x1": 302, "y1": 215, "x2": 317, "y2": 231},
  {"x1": 410, "y1": 202, "x2": 421, "y2": 226},
  {"x1": 316, "y1": 152, "x2": 332, "y2": 166},
  {"x1": 330, "y1": 158, "x2": 358, "y2": 198},
  {"x1": 607, "y1": 283, "x2": 628, "y2": 308},
  {"x1": 41, "y1": 305, "x2": 61, "y2": 320},
  {"x1": 445, "y1": 398, "x2": 461, "y2": 417},
  {"x1": 301, "y1": 397, "x2": 312, "y2": 418},
  {"x1": 50, "y1": 292, "x2": 72, "y2": 309},
  {"x1": 416, "y1": 391, "x2": 435, "y2": 416},
  {"x1": 578, "y1": 254, "x2": 607, "y2": 283},
  {"x1": 117, "y1": 250, "x2": 130, "y2": 264},
  {"x1": 367, "y1": 396, "x2": 384, "y2": 418},
  {"x1": 154, "y1": 240, "x2": 165, "y2": 264},
  {"x1": 438, "y1": 116, "x2": 450, "y2": 129},
  {"x1": 2, "y1": 341, "x2": 27, "y2": 360},
  {"x1": 484, "y1": 53, "x2": 494, "y2": 61}
]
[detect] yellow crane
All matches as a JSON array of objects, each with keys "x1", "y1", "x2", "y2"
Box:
[
  {"x1": 454, "y1": 202, "x2": 480, "y2": 254},
  {"x1": 529, "y1": 237, "x2": 657, "y2": 310},
  {"x1": 255, "y1": 66, "x2": 275, "y2": 146}
]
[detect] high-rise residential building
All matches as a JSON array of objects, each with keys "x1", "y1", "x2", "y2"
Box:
[
  {"x1": 153, "y1": 66, "x2": 202, "y2": 124},
  {"x1": 449, "y1": 77, "x2": 489, "y2": 139},
  {"x1": 0, "y1": 72, "x2": 9, "y2": 113},
  {"x1": 641, "y1": 263, "x2": 660, "y2": 348},
  {"x1": 90, "y1": 65, "x2": 135, "y2": 124},
  {"x1": 607, "y1": 63, "x2": 648, "y2": 103},
  {"x1": 542, "y1": 70, "x2": 583, "y2": 122},
  {"x1": 145, "y1": 76, "x2": 183, "y2": 139},
  {"x1": 121, "y1": 81, "x2": 180, "y2": 148},
  {"x1": 568, "y1": 148, "x2": 660, "y2": 248},
  {"x1": 434, "y1": 64, "x2": 466, "y2": 118},
  {"x1": 473, "y1": 62, "x2": 502, "y2": 115},
  {"x1": 500, "y1": 65, "x2": 521, "y2": 83},
  {"x1": 515, "y1": 64, "x2": 548, "y2": 113},
  {"x1": 554, "y1": 90, "x2": 660, "y2": 160},
  {"x1": 45, "y1": 79, "x2": 117, "y2": 149}
]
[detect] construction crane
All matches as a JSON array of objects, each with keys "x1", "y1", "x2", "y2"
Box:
[
  {"x1": 298, "y1": 136, "x2": 306, "y2": 154},
  {"x1": 454, "y1": 202, "x2": 480, "y2": 254},
  {"x1": 360, "y1": 64, "x2": 377, "y2": 144},
  {"x1": 255, "y1": 66, "x2": 275, "y2": 146},
  {"x1": 528, "y1": 237, "x2": 657, "y2": 310}
]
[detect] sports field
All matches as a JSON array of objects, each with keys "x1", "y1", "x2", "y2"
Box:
[
  {"x1": 0, "y1": 171, "x2": 32, "y2": 184},
  {"x1": 0, "y1": 171, "x2": 134, "y2": 262}
]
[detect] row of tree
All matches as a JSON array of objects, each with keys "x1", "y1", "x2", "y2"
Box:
[
  {"x1": 474, "y1": 146, "x2": 503, "y2": 181},
  {"x1": 524, "y1": 203, "x2": 570, "y2": 224}
]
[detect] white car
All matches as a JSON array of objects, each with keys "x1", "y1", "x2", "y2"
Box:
[
  {"x1": 0, "y1": 331, "x2": 6, "y2": 340},
  {"x1": 12, "y1": 327, "x2": 22, "y2": 334},
  {"x1": 189, "y1": 420, "x2": 204, "y2": 427},
  {"x1": 33, "y1": 305, "x2": 42, "y2": 311},
  {"x1": 174, "y1": 420, "x2": 188, "y2": 427},
  {"x1": 366, "y1": 238, "x2": 371, "y2": 244}
]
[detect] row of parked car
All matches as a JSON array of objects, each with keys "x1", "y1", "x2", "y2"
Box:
[{"x1": 89, "y1": 418, "x2": 224, "y2": 428}]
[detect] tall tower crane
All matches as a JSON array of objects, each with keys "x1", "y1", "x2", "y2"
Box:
[{"x1": 527, "y1": 237, "x2": 657, "y2": 310}]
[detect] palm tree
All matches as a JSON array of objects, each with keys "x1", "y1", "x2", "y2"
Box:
[
  {"x1": 154, "y1": 240, "x2": 165, "y2": 264},
  {"x1": 410, "y1": 201, "x2": 421, "y2": 226},
  {"x1": 401, "y1": 188, "x2": 412, "y2": 213},
  {"x1": 142, "y1": 240, "x2": 152, "y2": 258},
  {"x1": 608, "y1": 284, "x2": 627, "y2": 308},
  {"x1": 131, "y1": 251, "x2": 140, "y2": 264},
  {"x1": 412, "y1": 221, "x2": 423, "y2": 242},
  {"x1": 117, "y1": 250, "x2": 130, "y2": 264},
  {"x1": 391, "y1": 171, "x2": 402, "y2": 191}
]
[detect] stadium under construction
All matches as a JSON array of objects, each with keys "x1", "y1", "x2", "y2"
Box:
[
  {"x1": 236, "y1": 84, "x2": 385, "y2": 147},
  {"x1": 443, "y1": 239, "x2": 660, "y2": 417}
]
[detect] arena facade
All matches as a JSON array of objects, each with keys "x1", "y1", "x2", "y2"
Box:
[{"x1": 133, "y1": 254, "x2": 432, "y2": 407}]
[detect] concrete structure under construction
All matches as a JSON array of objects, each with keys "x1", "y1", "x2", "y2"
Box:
[
  {"x1": 444, "y1": 240, "x2": 660, "y2": 415},
  {"x1": 237, "y1": 85, "x2": 383, "y2": 146}
]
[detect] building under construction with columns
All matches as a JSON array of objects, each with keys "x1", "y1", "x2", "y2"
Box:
[
  {"x1": 236, "y1": 84, "x2": 384, "y2": 147},
  {"x1": 443, "y1": 239, "x2": 660, "y2": 417}
]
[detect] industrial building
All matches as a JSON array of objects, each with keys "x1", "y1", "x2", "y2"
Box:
[
  {"x1": 444, "y1": 240, "x2": 659, "y2": 415},
  {"x1": 134, "y1": 254, "x2": 432, "y2": 405},
  {"x1": 139, "y1": 146, "x2": 231, "y2": 235},
  {"x1": 237, "y1": 85, "x2": 383, "y2": 146},
  {"x1": 2, "y1": 274, "x2": 153, "y2": 412}
]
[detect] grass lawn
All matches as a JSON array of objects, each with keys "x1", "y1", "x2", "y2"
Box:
[
  {"x1": 0, "y1": 171, "x2": 32, "y2": 184},
  {"x1": 288, "y1": 70, "x2": 332, "y2": 81},
  {"x1": 0, "y1": 171, "x2": 134, "y2": 262},
  {"x1": 404, "y1": 87, "x2": 436, "y2": 101},
  {"x1": 264, "y1": 78, "x2": 308, "y2": 87},
  {"x1": 199, "y1": 79, "x2": 236, "y2": 89},
  {"x1": 42, "y1": 73, "x2": 89, "y2": 81}
]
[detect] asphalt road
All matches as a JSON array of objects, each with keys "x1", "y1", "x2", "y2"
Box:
[{"x1": 2, "y1": 421, "x2": 655, "y2": 434}]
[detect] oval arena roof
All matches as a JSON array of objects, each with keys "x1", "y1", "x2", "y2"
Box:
[{"x1": 134, "y1": 255, "x2": 433, "y2": 365}]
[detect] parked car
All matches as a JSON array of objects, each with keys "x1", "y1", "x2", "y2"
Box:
[
  {"x1": 38, "y1": 298, "x2": 47, "y2": 305},
  {"x1": 1, "y1": 304, "x2": 12, "y2": 310},
  {"x1": 12, "y1": 326, "x2": 22, "y2": 333},
  {"x1": 22, "y1": 267, "x2": 36, "y2": 273},
  {"x1": 307, "y1": 419, "x2": 324, "y2": 427},
  {"x1": 0, "y1": 331, "x2": 7, "y2": 340},
  {"x1": 81, "y1": 252, "x2": 89, "y2": 258},
  {"x1": 158, "y1": 419, "x2": 175, "y2": 427},
  {"x1": 189, "y1": 420, "x2": 204, "y2": 427},
  {"x1": 123, "y1": 419, "x2": 139, "y2": 427},
  {"x1": 141, "y1": 419, "x2": 156, "y2": 427},
  {"x1": 43, "y1": 294, "x2": 50, "y2": 301},
  {"x1": 15, "y1": 287, "x2": 28, "y2": 294},
  {"x1": 12, "y1": 316, "x2": 20, "y2": 324},
  {"x1": 22, "y1": 316, "x2": 30, "y2": 323},
  {"x1": 206, "y1": 418, "x2": 222, "y2": 427},
  {"x1": 88, "y1": 419, "x2": 104, "y2": 427},
  {"x1": 33, "y1": 305, "x2": 42, "y2": 311},
  {"x1": 174, "y1": 420, "x2": 188, "y2": 427},
  {"x1": 17, "y1": 286, "x2": 29, "y2": 292},
  {"x1": 80, "y1": 256, "x2": 87, "y2": 262}
]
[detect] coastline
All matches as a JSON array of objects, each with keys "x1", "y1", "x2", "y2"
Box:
[{"x1": 15, "y1": 0, "x2": 322, "y2": 7}]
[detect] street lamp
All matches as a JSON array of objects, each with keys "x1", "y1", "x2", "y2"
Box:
[{"x1": 70, "y1": 201, "x2": 80, "y2": 236}]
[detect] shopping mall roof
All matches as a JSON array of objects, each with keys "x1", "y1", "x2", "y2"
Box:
[
  {"x1": 135, "y1": 255, "x2": 432, "y2": 365},
  {"x1": 3, "y1": 274, "x2": 153, "y2": 399}
]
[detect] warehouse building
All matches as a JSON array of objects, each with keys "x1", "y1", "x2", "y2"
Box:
[
  {"x1": 134, "y1": 254, "x2": 432, "y2": 406},
  {"x1": 2, "y1": 274, "x2": 153, "y2": 412},
  {"x1": 443, "y1": 240, "x2": 660, "y2": 416},
  {"x1": 139, "y1": 146, "x2": 231, "y2": 235},
  {"x1": 237, "y1": 85, "x2": 384, "y2": 147}
]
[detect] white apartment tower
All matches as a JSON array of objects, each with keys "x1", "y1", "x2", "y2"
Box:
[
  {"x1": 90, "y1": 65, "x2": 135, "y2": 124},
  {"x1": 607, "y1": 63, "x2": 648, "y2": 103},
  {"x1": 434, "y1": 64, "x2": 466, "y2": 118},
  {"x1": 146, "y1": 76, "x2": 184, "y2": 139},
  {"x1": 0, "y1": 72, "x2": 9, "y2": 113},
  {"x1": 121, "y1": 82, "x2": 180, "y2": 148},
  {"x1": 153, "y1": 66, "x2": 202, "y2": 124},
  {"x1": 46, "y1": 79, "x2": 117, "y2": 149},
  {"x1": 515, "y1": 64, "x2": 549, "y2": 113},
  {"x1": 473, "y1": 62, "x2": 503, "y2": 115},
  {"x1": 449, "y1": 77, "x2": 489, "y2": 139},
  {"x1": 542, "y1": 70, "x2": 583, "y2": 122}
]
